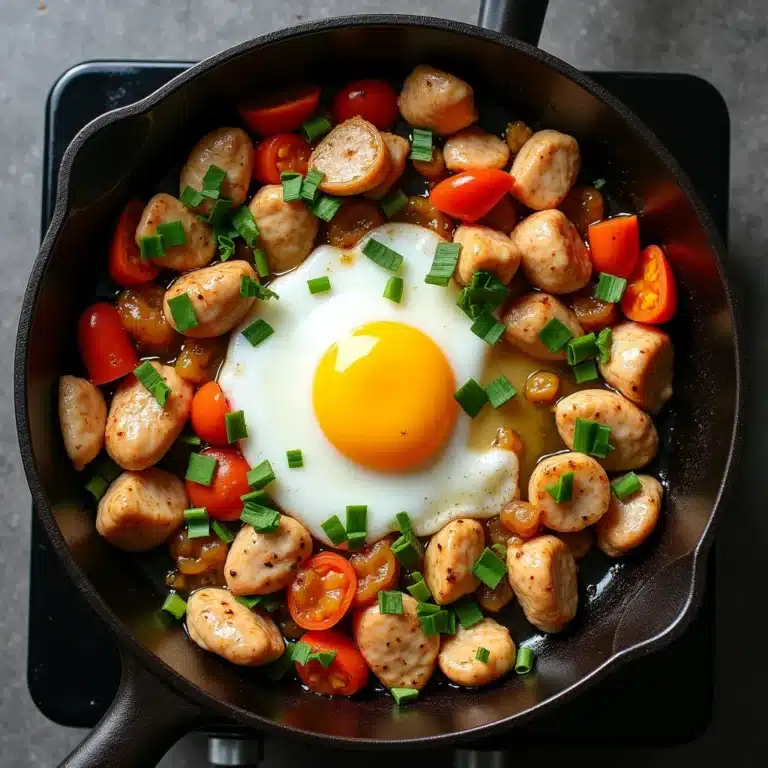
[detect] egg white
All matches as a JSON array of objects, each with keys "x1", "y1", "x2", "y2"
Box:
[{"x1": 218, "y1": 223, "x2": 518, "y2": 543}]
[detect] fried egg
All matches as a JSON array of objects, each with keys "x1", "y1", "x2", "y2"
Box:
[{"x1": 218, "y1": 223, "x2": 518, "y2": 543}]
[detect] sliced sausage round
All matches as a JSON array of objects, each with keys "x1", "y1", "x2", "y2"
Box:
[
  {"x1": 502, "y1": 292, "x2": 583, "y2": 361},
  {"x1": 507, "y1": 535, "x2": 578, "y2": 633},
  {"x1": 596, "y1": 474, "x2": 663, "y2": 557},
  {"x1": 309, "y1": 117, "x2": 391, "y2": 196},
  {"x1": 513, "y1": 209, "x2": 592, "y2": 294},
  {"x1": 555, "y1": 389, "x2": 659, "y2": 471},
  {"x1": 365, "y1": 132, "x2": 409, "y2": 199},
  {"x1": 438, "y1": 617, "x2": 516, "y2": 687},
  {"x1": 599, "y1": 322, "x2": 674, "y2": 414},
  {"x1": 353, "y1": 593, "x2": 440, "y2": 690},
  {"x1": 186, "y1": 587, "x2": 284, "y2": 667},
  {"x1": 96, "y1": 468, "x2": 186, "y2": 551},
  {"x1": 453, "y1": 225, "x2": 521, "y2": 286},
  {"x1": 59, "y1": 375, "x2": 107, "y2": 471},
  {"x1": 224, "y1": 515, "x2": 312, "y2": 595},
  {"x1": 443, "y1": 128, "x2": 510, "y2": 172},
  {"x1": 509, "y1": 129, "x2": 581, "y2": 210},
  {"x1": 424, "y1": 518, "x2": 485, "y2": 605},
  {"x1": 528, "y1": 452, "x2": 611, "y2": 532}
]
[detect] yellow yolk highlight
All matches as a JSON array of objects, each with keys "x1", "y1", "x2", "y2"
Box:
[{"x1": 313, "y1": 321, "x2": 458, "y2": 472}]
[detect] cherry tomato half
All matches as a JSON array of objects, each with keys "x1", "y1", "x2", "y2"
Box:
[
  {"x1": 78, "y1": 302, "x2": 139, "y2": 385},
  {"x1": 190, "y1": 382, "x2": 230, "y2": 446},
  {"x1": 587, "y1": 214, "x2": 640, "y2": 278},
  {"x1": 294, "y1": 629, "x2": 369, "y2": 696},
  {"x1": 288, "y1": 552, "x2": 357, "y2": 631},
  {"x1": 621, "y1": 244, "x2": 678, "y2": 325},
  {"x1": 331, "y1": 79, "x2": 398, "y2": 130},
  {"x1": 349, "y1": 538, "x2": 399, "y2": 607},
  {"x1": 108, "y1": 200, "x2": 159, "y2": 287},
  {"x1": 429, "y1": 169, "x2": 514, "y2": 222},
  {"x1": 252, "y1": 134, "x2": 311, "y2": 185},
  {"x1": 186, "y1": 447, "x2": 251, "y2": 521},
  {"x1": 238, "y1": 85, "x2": 321, "y2": 136}
]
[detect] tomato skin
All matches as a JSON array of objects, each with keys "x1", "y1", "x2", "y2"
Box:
[
  {"x1": 294, "y1": 629, "x2": 369, "y2": 696},
  {"x1": 331, "y1": 79, "x2": 398, "y2": 130},
  {"x1": 185, "y1": 447, "x2": 251, "y2": 522},
  {"x1": 252, "y1": 134, "x2": 311, "y2": 185},
  {"x1": 288, "y1": 552, "x2": 357, "y2": 631},
  {"x1": 239, "y1": 86, "x2": 321, "y2": 135},
  {"x1": 621, "y1": 244, "x2": 678, "y2": 325},
  {"x1": 587, "y1": 214, "x2": 640, "y2": 278},
  {"x1": 78, "y1": 302, "x2": 140, "y2": 385},
  {"x1": 430, "y1": 169, "x2": 514, "y2": 222},
  {"x1": 108, "y1": 200, "x2": 159, "y2": 287},
  {"x1": 190, "y1": 382, "x2": 230, "y2": 446}
]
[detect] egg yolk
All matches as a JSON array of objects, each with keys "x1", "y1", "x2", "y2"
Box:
[{"x1": 313, "y1": 321, "x2": 458, "y2": 472}]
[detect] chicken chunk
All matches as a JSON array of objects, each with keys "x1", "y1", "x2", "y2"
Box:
[
  {"x1": 438, "y1": 618, "x2": 516, "y2": 687},
  {"x1": 453, "y1": 225, "x2": 521, "y2": 286},
  {"x1": 424, "y1": 519, "x2": 485, "y2": 605},
  {"x1": 59, "y1": 375, "x2": 107, "y2": 470},
  {"x1": 443, "y1": 128, "x2": 510, "y2": 172}
]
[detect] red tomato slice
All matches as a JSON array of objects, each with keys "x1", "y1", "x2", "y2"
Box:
[
  {"x1": 429, "y1": 169, "x2": 514, "y2": 222},
  {"x1": 294, "y1": 629, "x2": 369, "y2": 696},
  {"x1": 288, "y1": 552, "x2": 357, "y2": 631},
  {"x1": 78, "y1": 302, "x2": 139, "y2": 385},
  {"x1": 331, "y1": 79, "x2": 398, "y2": 130},
  {"x1": 252, "y1": 134, "x2": 311, "y2": 185},
  {"x1": 621, "y1": 244, "x2": 678, "y2": 324},
  {"x1": 186, "y1": 447, "x2": 251, "y2": 521},
  {"x1": 108, "y1": 200, "x2": 158, "y2": 287},
  {"x1": 239, "y1": 86, "x2": 321, "y2": 136},
  {"x1": 190, "y1": 382, "x2": 230, "y2": 446},
  {"x1": 587, "y1": 214, "x2": 640, "y2": 278}
]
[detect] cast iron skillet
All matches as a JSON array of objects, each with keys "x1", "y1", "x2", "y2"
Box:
[{"x1": 15, "y1": 1, "x2": 741, "y2": 766}]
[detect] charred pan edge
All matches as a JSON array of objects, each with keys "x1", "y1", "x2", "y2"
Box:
[{"x1": 14, "y1": 14, "x2": 742, "y2": 748}]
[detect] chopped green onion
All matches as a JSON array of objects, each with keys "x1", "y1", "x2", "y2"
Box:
[
  {"x1": 290, "y1": 641, "x2": 312, "y2": 666},
  {"x1": 241, "y1": 503, "x2": 281, "y2": 532},
  {"x1": 383, "y1": 276, "x2": 404, "y2": 303},
  {"x1": 457, "y1": 271, "x2": 510, "y2": 319},
  {"x1": 594, "y1": 272, "x2": 627, "y2": 303},
  {"x1": 566, "y1": 333, "x2": 598, "y2": 365},
  {"x1": 572, "y1": 359, "x2": 599, "y2": 383},
  {"x1": 156, "y1": 220, "x2": 187, "y2": 248},
  {"x1": 93, "y1": 456, "x2": 122, "y2": 484},
  {"x1": 476, "y1": 647, "x2": 491, "y2": 663},
  {"x1": 410, "y1": 571, "x2": 424, "y2": 583},
  {"x1": 184, "y1": 507, "x2": 208, "y2": 523},
  {"x1": 307, "y1": 276, "x2": 331, "y2": 294},
  {"x1": 472, "y1": 548, "x2": 507, "y2": 589},
  {"x1": 434, "y1": 609, "x2": 457, "y2": 635},
  {"x1": 139, "y1": 234, "x2": 164, "y2": 260},
  {"x1": 590, "y1": 424, "x2": 613, "y2": 458},
  {"x1": 235, "y1": 595, "x2": 261, "y2": 609},
  {"x1": 486, "y1": 376, "x2": 516, "y2": 408},
  {"x1": 573, "y1": 418, "x2": 598, "y2": 453},
  {"x1": 538, "y1": 318, "x2": 573, "y2": 353},
  {"x1": 241, "y1": 319, "x2": 274, "y2": 347},
  {"x1": 612, "y1": 472, "x2": 643, "y2": 500},
  {"x1": 347, "y1": 531, "x2": 366, "y2": 550},
  {"x1": 410, "y1": 128, "x2": 433, "y2": 162},
  {"x1": 217, "y1": 234, "x2": 235, "y2": 261},
  {"x1": 84, "y1": 475, "x2": 108, "y2": 503},
  {"x1": 281, "y1": 171, "x2": 304, "y2": 202},
  {"x1": 309, "y1": 195, "x2": 343, "y2": 222},
  {"x1": 161, "y1": 592, "x2": 187, "y2": 620},
  {"x1": 237, "y1": 594, "x2": 281, "y2": 612},
  {"x1": 309, "y1": 650, "x2": 337, "y2": 668},
  {"x1": 286, "y1": 449, "x2": 304, "y2": 469},
  {"x1": 232, "y1": 206, "x2": 260, "y2": 245},
  {"x1": 180, "y1": 185, "x2": 204, "y2": 208},
  {"x1": 416, "y1": 602, "x2": 441, "y2": 616},
  {"x1": 391, "y1": 532, "x2": 422, "y2": 569},
  {"x1": 407, "y1": 578, "x2": 431, "y2": 603},
  {"x1": 133, "y1": 361, "x2": 171, "y2": 407},
  {"x1": 454, "y1": 378, "x2": 489, "y2": 417},
  {"x1": 380, "y1": 189, "x2": 408, "y2": 218},
  {"x1": 492, "y1": 543, "x2": 507, "y2": 557},
  {"x1": 177, "y1": 433, "x2": 202, "y2": 446},
  {"x1": 167, "y1": 293, "x2": 199, "y2": 333},
  {"x1": 240, "y1": 489, "x2": 271, "y2": 506},
  {"x1": 207, "y1": 198, "x2": 233, "y2": 227},
  {"x1": 425, "y1": 242, "x2": 461, "y2": 286},
  {"x1": 185, "y1": 452, "x2": 217, "y2": 487},
  {"x1": 391, "y1": 687, "x2": 419, "y2": 705},
  {"x1": 420, "y1": 614, "x2": 439, "y2": 635},
  {"x1": 346, "y1": 505, "x2": 367, "y2": 541},
  {"x1": 202, "y1": 164, "x2": 227, "y2": 199},
  {"x1": 453, "y1": 598, "x2": 484, "y2": 630},
  {"x1": 596, "y1": 327, "x2": 613, "y2": 364},
  {"x1": 471, "y1": 311, "x2": 506, "y2": 346},
  {"x1": 545, "y1": 471, "x2": 574, "y2": 504},
  {"x1": 240, "y1": 276, "x2": 279, "y2": 301},
  {"x1": 321, "y1": 515, "x2": 348, "y2": 545},
  {"x1": 300, "y1": 168, "x2": 325, "y2": 203},
  {"x1": 262, "y1": 642, "x2": 296, "y2": 681},
  {"x1": 592, "y1": 178, "x2": 607, "y2": 191},
  {"x1": 187, "y1": 519, "x2": 210, "y2": 539},
  {"x1": 301, "y1": 116, "x2": 332, "y2": 143},
  {"x1": 515, "y1": 647, "x2": 535, "y2": 674},
  {"x1": 248, "y1": 460, "x2": 275, "y2": 489},
  {"x1": 378, "y1": 590, "x2": 404, "y2": 615},
  {"x1": 225, "y1": 410, "x2": 248, "y2": 443},
  {"x1": 253, "y1": 249, "x2": 269, "y2": 278},
  {"x1": 211, "y1": 520, "x2": 234, "y2": 543},
  {"x1": 396, "y1": 511, "x2": 412, "y2": 535},
  {"x1": 362, "y1": 238, "x2": 404, "y2": 272}
]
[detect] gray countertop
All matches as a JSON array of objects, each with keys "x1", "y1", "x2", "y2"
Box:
[{"x1": 1, "y1": 0, "x2": 766, "y2": 765}]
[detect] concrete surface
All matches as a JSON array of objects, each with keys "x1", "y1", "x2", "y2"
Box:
[{"x1": 0, "y1": 0, "x2": 766, "y2": 765}]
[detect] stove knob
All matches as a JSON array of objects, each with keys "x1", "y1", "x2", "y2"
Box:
[{"x1": 208, "y1": 735, "x2": 263, "y2": 767}]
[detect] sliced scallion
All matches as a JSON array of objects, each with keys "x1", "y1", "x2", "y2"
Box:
[
  {"x1": 471, "y1": 547, "x2": 506, "y2": 589},
  {"x1": 167, "y1": 293, "x2": 199, "y2": 333},
  {"x1": 453, "y1": 598, "x2": 484, "y2": 630},
  {"x1": 180, "y1": 185, "x2": 204, "y2": 208},
  {"x1": 241, "y1": 503, "x2": 281, "y2": 532},
  {"x1": 240, "y1": 276, "x2": 279, "y2": 301},
  {"x1": 301, "y1": 116, "x2": 332, "y2": 143},
  {"x1": 307, "y1": 276, "x2": 331, "y2": 294},
  {"x1": 185, "y1": 452, "x2": 217, "y2": 487},
  {"x1": 594, "y1": 272, "x2": 627, "y2": 303},
  {"x1": 391, "y1": 687, "x2": 419, "y2": 705},
  {"x1": 425, "y1": 242, "x2": 461, "y2": 287},
  {"x1": 253, "y1": 249, "x2": 269, "y2": 278},
  {"x1": 161, "y1": 592, "x2": 187, "y2": 620},
  {"x1": 309, "y1": 195, "x2": 342, "y2": 222},
  {"x1": 572, "y1": 359, "x2": 599, "y2": 383},
  {"x1": 225, "y1": 410, "x2": 248, "y2": 443},
  {"x1": 596, "y1": 327, "x2": 613, "y2": 364},
  {"x1": 590, "y1": 424, "x2": 613, "y2": 458},
  {"x1": 454, "y1": 378, "x2": 489, "y2": 417},
  {"x1": 206, "y1": 197, "x2": 233, "y2": 227},
  {"x1": 476, "y1": 647, "x2": 491, "y2": 663},
  {"x1": 515, "y1": 647, "x2": 535, "y2": 674},
  {"x1": 211, "y1": 520, "x2": 234, "y2": 543},
  {"x1": 486, "y1": 375, "x2": 516, "y2": 408},
  {"x1": 378, "y1": 590, "x2": 404, "y2": 615},
  {"x1": 217, "y1": 234, "x2": 235, "y2": 261},
  {"x1": 410, "y1": 128, "x2": 433, "y2": 162},
  {"x1": 156, "y1": 220, "x2": 187, "y2": 247},
  {"x1": 592, "y1": 178, "x2": 607, "y2": 190},
  {"x1": 396, "y1": 511, "x2": 412, "y2": 535},
  {"x1": 286, "y1": 449, "x2": 303, "y2": 469},
  {"x1": 139, "y1": 234, "x2": 164, "y2": 260},
  {"x1": 391, "y1": 532, "x2": 422, "y2": 569},
  {"x1": 416, "y1": 602, "x2": 441, "y2": 617},
  {"x1": 566, "y1": 333, "x2": 598, "y2": 365},
  {"x1": 232, "y1": 206, "x2": 260, "y2": 245},
  {"x1": 362, "y1": 238, "x2": 404, "y2": 272},
  {"x1": 300, "y1": 168, "x2": 325, "y2": 203},
  {"x1": 241, "y1": 319, "x2": 274, "y2": 347},
  {"x1": 538, "y1": 318, "x2": 573, "y2": 353},
  {"x1": 133, "y1": 361, "x2": 171, "y2": 407},
  {"x1": 202, "y1": 164, "x2": 227, "y2": 199},
  {"x1": 380, "y1": 189, "x2": 408, "y2": 218},
  {"x1": 471, "y1": 311, "x2": 506, "y2": 346},
  {"x1": 281, "y1": 171, "x2": 304, "y2": 202},
  {"x1": 545, "y1": 471, "x2": 574, "y2": 504},
  {"x1": 611, "y1": 471, "x2": 643, "y2": 500},
  {"x1": 383, "y1": 275, "x2": 404, "y2": 303},
  {"x1": 84, "y1": 475, "x2": 108, "y2": 503},
  {"x1": 321, "y1": 515, "x2": 347, "y2": 546},
  {"x1": 247, "y1": 460, "x2": 275, "y2": 489},
  {"x1": 407, "y1": 578, "x2": 431, "y2": 603},
  {"x1": 573, "y1": 418, "x2": 598, "y2": 453}
]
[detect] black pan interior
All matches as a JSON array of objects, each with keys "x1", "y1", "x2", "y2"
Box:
[{"x1": 18, "y1": 18, "x2": 738, "y2": 745}]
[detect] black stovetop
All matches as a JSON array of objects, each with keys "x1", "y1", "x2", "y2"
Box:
[{"x1": 29, "y1": 62, "x2": 728, "y2": 744}]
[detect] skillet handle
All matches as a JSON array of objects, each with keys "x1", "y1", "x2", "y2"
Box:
[
  {"x1": 477, "y1": 0, "x2": 549, "y2": 45},
  {"x1": 59, "y1": 650, "x2": 204, "y2": 768}
]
